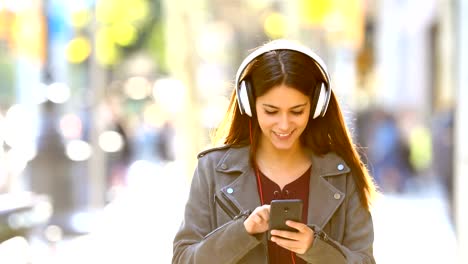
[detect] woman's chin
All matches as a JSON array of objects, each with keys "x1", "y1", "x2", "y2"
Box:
[{"x1": 270, "y1": 140, "x2": 297, "y2": 151}]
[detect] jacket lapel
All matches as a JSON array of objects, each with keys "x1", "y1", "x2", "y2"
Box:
[
  {"x1": 307, "y1": 152, "x2": 349, "y2": 228},
  {"x1": 215, "y1": 146, "x2": 262, "y2": 212}
]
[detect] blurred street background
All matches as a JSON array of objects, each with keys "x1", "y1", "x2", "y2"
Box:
[{"x1": 0, "y1": 0, "x2": 467, "y2": 263}]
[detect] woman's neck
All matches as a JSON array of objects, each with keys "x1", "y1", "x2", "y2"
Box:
[
  {"x1": 256, "y1": 138, "x2": 308, "y2": 170},
  {"x1": 255, "y1": 139, "x2": 311, "y2": 189}
]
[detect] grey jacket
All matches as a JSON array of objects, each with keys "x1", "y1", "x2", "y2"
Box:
[{"x1": 173, "y1": 145, "x2": 375, "y2": 264}]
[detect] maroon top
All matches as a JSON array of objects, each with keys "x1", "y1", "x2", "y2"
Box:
[{"x1": 258, "y1": 167, "x2": 311, "y2": 264}]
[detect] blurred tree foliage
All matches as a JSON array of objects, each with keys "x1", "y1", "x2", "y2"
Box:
[{"x1": 94, "y1": 0, "x2": 166, "y2": 72}]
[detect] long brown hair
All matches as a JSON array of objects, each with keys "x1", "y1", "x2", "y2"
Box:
[{"x1": 212, "y1": 48, "x2": 377, "y2": 209}]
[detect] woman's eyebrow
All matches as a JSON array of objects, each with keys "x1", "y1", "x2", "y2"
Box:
[{"x1": 262, "y1": 102, "x2": 308, "y2": 109}]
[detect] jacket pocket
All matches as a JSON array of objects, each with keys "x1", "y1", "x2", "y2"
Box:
[{"x1": 215, "y1": 191, "x2": 241, "y2": 220}]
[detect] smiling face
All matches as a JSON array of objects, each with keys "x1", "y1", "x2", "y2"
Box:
[{"x1": 255, "y1": 84, "x2": 311, "y2": 152}]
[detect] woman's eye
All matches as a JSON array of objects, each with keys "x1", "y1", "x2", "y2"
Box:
[
  {"x1": 264, "y1": 110, "x2": 277, "y2": 115},
  {"x1": 291, "y1": 111, "x2": 304, "y2": 116}
]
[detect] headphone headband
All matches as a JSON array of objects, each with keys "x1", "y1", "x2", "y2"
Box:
[
  {"x1": 234, "y1": 39, "x2": 331, "y2": 91},
  {"x1": 234, "y1": 39, "x2": 332, "y2": 118}
]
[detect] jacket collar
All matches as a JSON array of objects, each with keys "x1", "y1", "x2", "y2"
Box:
[
  {"x1": 215, "y1": 145, "x2": 350, "y2": 229},
  {"x1": 215, "y1": 145, "x2": 252, "y2": 174}
]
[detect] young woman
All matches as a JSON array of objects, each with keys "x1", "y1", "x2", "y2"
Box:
[{"x1": 173, "y1": 39, "x2": 377, "y2": 264}]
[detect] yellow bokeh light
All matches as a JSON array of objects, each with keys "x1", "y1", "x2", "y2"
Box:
[
  {"x1": 300, "y1": 0, "x2": 331, "y2": 26},
  {"x1": 96, "y1": 0, "x2": 118, "y2": 24},
  {"x1": 66, "y1": 36, "x2": 92, "y2": 64},
  {"x1": 299, "y1": 0, "x2": 364, "y2": 49},
  {"x1": 111, "y1": 23, "x2": 137, "y2": 46},
  {"x1": 126, "y1": 0, "x2": 149, "y2": 23},
  {"x1": 11, "y1": 8, "x2": 46, "y2": 63},
  {"x1": 71, "y1": 9, "x2": 91, "y2": 29},
  {"x1": 97, "y1": 0, "x2": 149, "y2": 25},
  {"x1": 96, "y1": 28, "x2": 119, "y2": 65},
  {"x1": 263, "y1": 12, "x2": 286, "y2": 39}
]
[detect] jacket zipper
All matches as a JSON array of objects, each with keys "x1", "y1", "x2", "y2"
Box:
[
  {"x1": 220, "y1": 191, "x2": 241, "y2": 216},
  {"x1": 206, "y1": 195, "x2": 246, "y2": 239},
  {"x1": 215, "y1": 195, "x2": 237, "y2": 219}
]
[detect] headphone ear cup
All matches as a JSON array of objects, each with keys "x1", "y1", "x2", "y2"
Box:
[
  {"x1": 311, "y1": 82, "x2": 326, "y2": 119},
  {"x1": 244, "y1": 79, "x2": 256, "y2": 117},
  {"x1": 238, "y1": 80, "x2": 254, "y2": 117}
]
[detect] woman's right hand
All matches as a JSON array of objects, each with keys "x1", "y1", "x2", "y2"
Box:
[{"x1": 243, "y1": 204, "x2": 270, "y2": 235}]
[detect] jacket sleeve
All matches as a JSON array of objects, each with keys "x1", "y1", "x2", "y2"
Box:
[
  {"x1": 298, "y1": 176, "x2": 376, "y2": 264},
  {"x1": 172, "y1": 161, "x2": 262, "y2": 264}
]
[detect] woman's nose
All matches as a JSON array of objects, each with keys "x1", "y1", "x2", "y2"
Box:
[{"x1": 277, "y1": 114, "x2": 289, "y2": 130}]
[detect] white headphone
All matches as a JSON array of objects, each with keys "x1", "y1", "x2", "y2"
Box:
[{"x1": 234, "y1": 39, "x2": 332, "y2": 119}]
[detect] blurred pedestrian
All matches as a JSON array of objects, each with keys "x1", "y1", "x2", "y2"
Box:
[
  {"x1": 366, "y1": 109, "x2": 413, "y2": 193},
  {"x1": 155, "y1": 120, "x2": 176, "y2": 162},
  {"x1": 173, "y1": 39, "x2": 377, "y2": 263},
  {"x1": 28, "y1": 100, "x2": 73, "y2": 229},
  {"x1": 103, "y1": 95, "x2": 133, "y2": 200}
]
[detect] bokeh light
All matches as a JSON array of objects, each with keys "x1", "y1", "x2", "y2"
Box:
[
  {"x1": 96, "y1": 27, "x2": 119, "y2": 65},
  {"x1": 111, "y1": 23, "x2": 137, "y2": 47},
  {"x1": 65, "y1": 140, "x2": 92, "y2": 161},
  {"x1": 46, "y1": 82, "x2": 71, "y2": 104},
  {"x1": 0, "y1": 236, "x2": 31, "y2": 264},
  {"x1": 66, "y1": 36, "x2": 92, "y2": 64},
  {"x1": 59, "y1": 113, "x2": 83, "y2": 139},
  {"x1": 3, "y1": 104, "x2": 36, "y2": 150},
  {"x1": 263, "y1": 12, "x2": 287, "y2": 39},
  {"x1": 153, "y1": 78, "x2": 186, "y2": 114},
  {"x1": 98, "y1": 130, "x2": 124, "y2": 153},
  {"x1": 70, "y1": 9, "x2": 91, "y2": 29},
  {"x1": 124, "y1": 76, "x2": 151, "y2": 100},
  {"x1": 142, "y1": 103, "x2": 165, "y2": 127},
  {"x1": 44, "y1": 225, "x2": 63, "y2": 243},
  {"x1": 6, "y1": 147, "x2": 32, "y2": 176}
]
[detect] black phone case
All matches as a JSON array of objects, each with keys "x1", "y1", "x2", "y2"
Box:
[{"x1": 269, "y1": 199, "x2": 303, "y2": 238}]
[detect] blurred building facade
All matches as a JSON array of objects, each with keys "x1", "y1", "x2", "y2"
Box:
[{"x1": 455, "y1": 0, "x2": 468, "y2": 262}]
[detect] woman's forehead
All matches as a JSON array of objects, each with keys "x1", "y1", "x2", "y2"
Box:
[{"x1": 257, "y1": 85, "x2": 310, "y2": 105}]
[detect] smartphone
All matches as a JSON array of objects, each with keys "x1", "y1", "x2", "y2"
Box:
[{"x1": 269, "y1": 199, "x2": 303, "y2": 237}]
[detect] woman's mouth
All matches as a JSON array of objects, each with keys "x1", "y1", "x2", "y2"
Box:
[{"x1": 273, "y1": 130, "x2": 294, "y2": 139}]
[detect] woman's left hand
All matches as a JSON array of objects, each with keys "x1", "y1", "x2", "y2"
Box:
[{"x1": 270, "y1": 220, "x2": 315, "y2": 254}]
